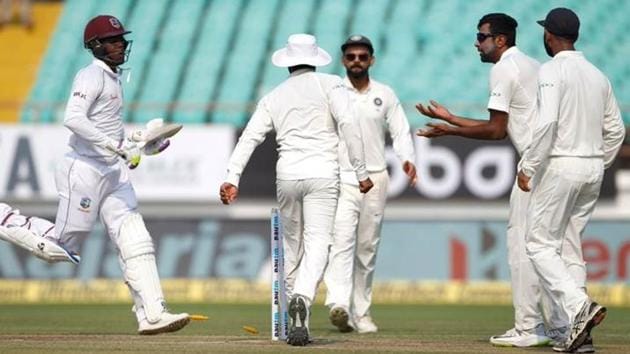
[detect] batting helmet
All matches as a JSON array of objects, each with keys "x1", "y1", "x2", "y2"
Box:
[
  {"x1": 83, "y1": 15, "x2": 131, "y2": 46},
  {"x1": 83, "y1": 15, "x2": 132, "y2": 65}
]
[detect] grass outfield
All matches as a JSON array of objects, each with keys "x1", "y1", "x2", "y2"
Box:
[{"x1": 0, "y1": 304, "x2": 628, "y2": 353}]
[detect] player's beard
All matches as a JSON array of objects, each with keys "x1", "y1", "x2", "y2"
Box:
[
  {"x1": 347, "y1": 66, "x2": 368, "y2": 79},
  {"x1": 544, "y1": 35, "x2": 554, "y2": 57},
  {"x1": 479, "y1": 44, "x2": 496, "y2": 63}
]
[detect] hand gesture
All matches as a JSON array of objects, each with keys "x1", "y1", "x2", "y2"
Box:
[
  {"x1": 402, "y1": 161, "x2": 417, "y2": 185},
  {"x1": 359, "y1": 177, "x2": 374, "y2": 194},
  {"x1": 415, "y1": 100, "x2": 453, "y2": 122},
  {"x1": 517, "y1": 170, "x2": 531, "y2": 192},
  {"x1": 416, "y1": 123, "x2": 453, "y2": 138},
  {"x1": 220, "y1": 182, "x2": 239, "y2": 204}
]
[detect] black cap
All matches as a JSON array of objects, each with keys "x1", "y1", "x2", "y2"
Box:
[
  {"x1": 537, "y1": 7, "x2": 580, "y2": 39},
  {"x1": 341, "y1": 35, "x2": 374, "y2": 54}
]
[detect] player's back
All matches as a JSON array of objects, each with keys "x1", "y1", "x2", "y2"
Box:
[
  {"x1": 544, "y1": 51, "x2": 611, "y2": 157},
  {"x1": 262, "y1": 70, "x2": 348, "y2": 180}
]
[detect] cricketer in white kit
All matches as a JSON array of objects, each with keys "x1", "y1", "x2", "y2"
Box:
[
  {"x1": 417, "y1": 13, "x2": 574, "y2": 348},
  {"x1": 517, "y1": 8, "x2": 625, "y2": 353},
  {"x1": 0, "y1": 15, "x2": 189, "y2": 335},
  {"x1": 219, "y1": 34, "x2": 373, "y2": 346},
  {"x1": 324, "y1": 35, "x2": 416, "y2": 335}
]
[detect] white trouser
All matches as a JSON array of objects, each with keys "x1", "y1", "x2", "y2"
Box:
[
  {"x1": 53, "y1": 152, "x2": 138, "y2": 253},
  {"x1": 509, "y1": 176, "x2": 587, "y2": 331},
  {"x1": 324, "y1": 170, "x2": 389, "y2": 318},
  {"x1": 508, "y1": 180, "x2": 545, "y2": 331},
  {"x1": 526, "y1": 157, "x2": 602, "y2": 327},
  {"x1": 276, "y1": 178, "x2": 339, "y2": 305}
]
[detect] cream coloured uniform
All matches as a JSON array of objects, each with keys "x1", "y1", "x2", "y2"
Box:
[
  {"x1": 487, "y1": 46, "x2": 551, "y2": 333},
  {"x1": 324, "y1": 77, "x2": 414, "y2": 321},
  {"x1": 521, "y1": 50, "x2": 624, "y2": 326},
  {"x1": 226, "y1": 68, "x2": 368, "y2": 304},
  {"x1": 3, "y1": 58, "x2": 174, "y2": 327}
]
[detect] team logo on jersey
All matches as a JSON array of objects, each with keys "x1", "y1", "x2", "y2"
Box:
[
  {"x1": 373, "y1": 97, "x2": 382, "y2": 106},
  {"x1": 79, "y1": 197, "x2": 91, "y2": 211},
  {"x1": 109, "y1": 17, "x2": 121, "y2": 29}
]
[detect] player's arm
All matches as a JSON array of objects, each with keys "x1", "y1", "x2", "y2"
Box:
[
  {"x1": 416, "y1": 100, "x2": 488, "y2": 127},
  {"x1": 386, "y1": 92, "x2": 417, "y2": 184},
  {"x1": 602, "y1": 81, "x2": 626, "y2": 169},
  {"x1": 63, "y1": 69, "x2": 120, "y2": 152},
  {"x1": 418, "y1": 109, "x2": 508, "y2": 140},
  {"x1": 222, "y1": 99, "x2": 274, "y2": 204},
  {"x1": 518, "y1": 65, "x2": 560, "y2": 191},
  {"x1": 329, "y1": 80, "x2": 372, "y2": 193}
]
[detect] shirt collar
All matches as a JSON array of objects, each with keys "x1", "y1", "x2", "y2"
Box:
[
  {"x1": 343, "y1": 76, "x2": 372, "y2": 93},
  {"x1": 93, "y1": 59, "x2": 120, "y2": 78},
  {"x1": 553, "y1": 50, "x2": 584, "y2": 59},
  {"x1": 498, "y1": 46, "x2": 520, "y2": 61},
  {"x1": 289, "y1": 67, "x2": 315, "y2": 77}
]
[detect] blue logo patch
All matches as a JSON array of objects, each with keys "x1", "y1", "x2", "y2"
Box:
[{"x1": 80, "y1": 197, "x2": 91, "y2": 210}]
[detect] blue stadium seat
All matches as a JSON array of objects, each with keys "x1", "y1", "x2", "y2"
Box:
[
  {"x1": 172, "y1": 0, "x2": 244, "y2": 124},
  {"x1": 211, "y1": 0, "x2": 279, "y2": 126},
  {"x1": 131, "y1": 0, "x2": 206, "y2": 123}
]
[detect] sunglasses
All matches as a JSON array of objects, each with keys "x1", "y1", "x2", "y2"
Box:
[
  {"x1": 476, "y1": 32, "x2": 495, "y2": 42},
  {"x1": 344, "y1": 53, "x2": 370, "y2": 62}
]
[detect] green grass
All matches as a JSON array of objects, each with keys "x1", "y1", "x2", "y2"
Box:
[{"x1": 0, "y1": 304, "x2": 628, "y2": 353}]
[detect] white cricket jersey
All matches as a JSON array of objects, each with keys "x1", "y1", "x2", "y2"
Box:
[
  {"x1": 521, "y1": 51, "x2": 625, "y2": 176},
  {"x1": 487, "y1": 46, "x2": 540, "y2": 156},
  {"x1": 225, "y1": 68, "x2": 368, "y2": 186},
  {"x1": 339, "y1": 77, "x2": 415, "y2": 185},
  {"x1": 64, "y1": 59, "x2": 125, "y2": 164}
]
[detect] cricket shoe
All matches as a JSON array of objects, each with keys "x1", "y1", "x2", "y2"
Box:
[
  {"x1": 553, "y1": 335, "x2": 595, "y2": 353},
  {"x1": 354, "y1": 315, "x2": 378, "y2": 334},
  {"x1": 557, "y1": 300, "x2": 606, "y2": 352},
  {"x1": 138, "y1": 312, "x2": 191, "y2": 335},
  {"x1": 287, "y1": 295, "x2": 310, "y2": 346},
  {"x1": 329, "y1": 306, "x2": 353, "y2": 333},
  {"x1": 490, "y1": 323, "x2": 551, "y2": 347}
]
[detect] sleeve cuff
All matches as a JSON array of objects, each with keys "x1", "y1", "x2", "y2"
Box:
[
  {"x1": 225, "y1": 172, "x2": 240, "y2": 187},
  {"x1": 355, "y1": 169, "x2": 369, "y2": 182}
]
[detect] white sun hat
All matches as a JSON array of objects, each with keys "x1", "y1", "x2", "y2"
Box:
[{"x1": 271, "y1": 33, "x2": 332, "y2": 67}]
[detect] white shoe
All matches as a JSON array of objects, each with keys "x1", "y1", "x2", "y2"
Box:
[
  {"x1": 354, "y1": 315, "x2": 378, "y2": 334},
  {"x1": 329, "y1": 306, "x2": 353, "y2": 333},
  {"x1": 563, "y1": 300, "x2": 606, "y2": 352},
  {"x1": 490, "y1": 323, "x2": 551, "y2": 347},
  {"x1": 138, "y1": 312, "x2": 190, "y2": 335}
]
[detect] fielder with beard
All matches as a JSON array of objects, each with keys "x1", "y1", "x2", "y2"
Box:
[
  {"x1": 324, "y1": 35, "x2": 417, "y2": 334},
  {"x1": 416, "y1": 13, "x2": 570, "y2": 349}
]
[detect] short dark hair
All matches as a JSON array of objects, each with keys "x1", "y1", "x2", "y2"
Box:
[{"x1": 478, "y1": 13, "x2": 518, "y2": 47}]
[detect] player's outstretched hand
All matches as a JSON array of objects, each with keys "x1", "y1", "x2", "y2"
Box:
[
  {"x1": 403, "y1": 161, "x2": 417, "y2": 185},
  {"x1": 517, "y1": 170, "x2": 531, "y2": 192},
  {"x1": 220, "y1": 182, "x2": 239, "y2": 205},
  {"x1": 416, "y1": 123, "x2": 452, "y2": 138},
  {"x1": 359, "y1": 178, "x2": 374, "y2": 194},
  {"x1": 415, "y1": 100, "x2": 453, "y2": 122}
]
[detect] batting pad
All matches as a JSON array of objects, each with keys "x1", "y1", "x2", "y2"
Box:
[{"x1": 0, "y1": 226, "x2": 79, "y2": 264}]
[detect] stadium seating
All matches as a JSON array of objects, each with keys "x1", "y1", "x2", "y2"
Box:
[{"x1": 21, "y1": 0, "x2": 630, "y2": 126}]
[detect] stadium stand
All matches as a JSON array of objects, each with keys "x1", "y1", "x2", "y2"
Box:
[{"x1": 18, "y1": 0, "x2": 630, "y2": 128}]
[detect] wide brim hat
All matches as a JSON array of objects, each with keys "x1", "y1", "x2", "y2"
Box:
[{"x1": 272, "y1": 33, "x2": 332, "y2": 67}]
